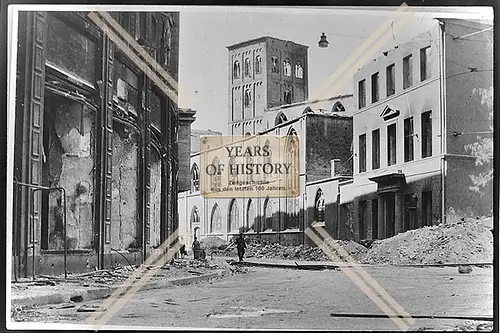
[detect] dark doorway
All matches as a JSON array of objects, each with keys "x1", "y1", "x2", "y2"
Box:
[
  {"x1": 384, "y1": 193, "x2": 395, "y2": 237},
  {"x1": 371, "y1": 199, "x2": 378, "y2": 239},
  {"x1": 358, "y1": 200, "x2": 366, "y2": 240}
]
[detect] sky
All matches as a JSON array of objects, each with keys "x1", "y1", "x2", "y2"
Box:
[{"x1": 177, "y1": 6, "x2": 493, "y2": 134}]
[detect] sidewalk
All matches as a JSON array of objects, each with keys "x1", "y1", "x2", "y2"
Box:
[{"x1": 10, "y1": 260, "x2": 230, "y2": 308}]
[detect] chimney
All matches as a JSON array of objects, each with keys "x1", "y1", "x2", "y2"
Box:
[{"x1": 330, "y1": 159, "x2": 341, "y2": 178}]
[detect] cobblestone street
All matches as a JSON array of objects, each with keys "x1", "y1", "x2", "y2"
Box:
[{"x1": 11, "y1": 264, "x2": 493, "y2": 330}]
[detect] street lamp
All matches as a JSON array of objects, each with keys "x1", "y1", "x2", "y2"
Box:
[{"x1": 318, "y1": 32, "x2": 329, "y2": 48}]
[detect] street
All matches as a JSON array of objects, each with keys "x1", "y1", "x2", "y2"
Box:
[{"x1": 14, "y1": 264, "x2": 493, "y2": 330}]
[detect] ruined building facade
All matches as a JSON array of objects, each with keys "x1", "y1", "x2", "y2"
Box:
[{"x1": 12, "y1": 11, "x2": 194, "y2": 278}]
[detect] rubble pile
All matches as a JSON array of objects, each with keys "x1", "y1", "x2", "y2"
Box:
[
  {"x1": 200, "y1": 236, "x2": 228, "y2": 250},
  {"x1": 361, "y1": 216, "x2": 493, "y2": 265},
  {"x1": 210, "y1": 237, "x2": 368, "y2": 262}
]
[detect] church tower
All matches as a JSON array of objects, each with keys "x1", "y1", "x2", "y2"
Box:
[{"x1": 227, "y1": 37, "x2": 309, "y2": 135}]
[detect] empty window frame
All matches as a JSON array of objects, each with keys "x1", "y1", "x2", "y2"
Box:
[
  {"x1": 283, "y1": 90, "x2": 292, "y2": 104},
  {"x1": 283, "y1": 59, "x2": 292, "y2": 77},
  {"x1": 372, "y1": 129, "x2": 380, "y2": 169},
  {"x1": 358, "y1": 79, "x2": 366, "y2": 109},
  {"x1": 386, "y1": 64, "x2": 395, "y2": 96},
  {"x1": 403, "y1": 54, "x2": 413, "y2": 89},
  {"x1": 295, "y1": 62, "x2": 303, "y2": 79},
  {"x1": 271, "y1": 56, "x2": 279, "y2": 74},
  {"x1": 244, "y1": 58, "x2": 251, "y2": 77},
  {"x1": 404, "y1": 117, "x2": 414, "y2": 162},
  {"x1": 421, "y1": 110, "x2": 432, "y2": 158},
  {"x1": 255, "y1": 55, "x2": 262, "y2": 74},
  {"x1": 233, "y1": 60, "x2": 240, "y2": 79},
  {"x1": 359, "y1": 133, "x2": 366, "y2": 173},
  {"x1": 371, "y1": 72, "x2": 379, "y2": 103},
  {"x1": 420, "y1": 46, "x2": 431, "y2": 81},
  {"x1": 387, "y1": 123, "x2": 397, "y2": 166}
]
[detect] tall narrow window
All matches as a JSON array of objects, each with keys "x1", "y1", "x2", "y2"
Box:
[
  {"x1": 404, "y1": 117, "x2": 414, "y2": 162},
  {"x1": 244, "y1": 58, "x2": 251, "y2": 77},
  {"x1": 359, "y1": 134, "x2": 366, "y2": 173},
  {"x1": 295, "y1": 62, "x2": 303, "y2": 79},
  {"x1": 283, "y1": 90, "x2": 292, "y2": 104},
  {"x1": 283, "y1": 59, "x2": 292, "y2": 77},
  {"x1": 372, "y1": 129, "x2": 380, "y2": 169},
  {"x1": 420, "y1": 46, "x2": 431, "y2": 81},
  {"x1": 271, "y1": 56, "x2": 279, "y2": 74},
  {"x1": 386, "y1": 64, "x2": 395, "y2": 96},
  {"x1": 358, "y1": 79, "x2": 366, "y2": 109},
  {"x1": 403, "y1": 54, "x2": 413, "y2": 89},
  {"x1": 371, "y1": 72, "x2": 379, "y2": 103},
  {"x1": 244, "y1": 89, "x2": 251, "y2": 108},
  {"x1": 255, "y1": 55, "x2": 262, "y2": 74},
  {"x1": 387, "y1": 123, "x2": 397, "y2": 166},
  {"x1": 421, "y1": 110, "x2": 432, "y2": 158},
  {"x1": 233, "y1": 61, "x2": 240, "y2": 79}
]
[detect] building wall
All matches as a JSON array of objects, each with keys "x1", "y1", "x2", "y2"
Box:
[
  {"x1": 443, "y1": 19, "x2": 493, "y2": 217},
  {"x1": 12, "y1": 11, "x2": 189, "y2": 278},
  {"x1": 305, "y1": 114, "x2": 353, "y2": 182}
]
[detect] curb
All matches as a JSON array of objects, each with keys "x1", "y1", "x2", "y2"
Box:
[
  {"x1": 11, "y1": 270, "x2": 227, "y2": 308},
  {"x1": 231, "y1": 260, "x2": 493, "y2": 270}
]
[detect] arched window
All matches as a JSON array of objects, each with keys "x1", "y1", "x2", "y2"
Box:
[
  {"x1": 263, "y1": 198, "x2": 273, "y2": 231},
  {"x1": 271, "y1": 56, "x2": 279, "y2": 74},
  {"x1": 190, "y1": 206, "x2": 200, "y2": 226},
  {"x1": 211, "y1": 157, "x2": 222, "y2": 190},
  {"x1": 332, "y1": 101, "x2": 346, "y2": 112},
  {"x1": 244, "y1": 58, "x2": 251, "y2": 77},
  {"x1": 244, "y1": 89, "x2": 251, "y2": 108},
  {"x1": 191, "y1": 164, "x2": 200, "y2": 192},
  {"x1": 228, "y1": 155, "x2": 237, "y2": 183},
  {"x1": 210, "y1": 204, "x2": 222, "y2": 233},
  {"x1": 275, "y1": 112, "x2": 288, "y2": 126},
  {"x1": 315, "y1": 189, "x2": 325, "y2": 223},
  {"x1": 246, "y1": 199, "x2": 255, "y2": 230},
  {"x1": 302, "y1": 106, "x2": 313, "y2": 115},
  {"x1": 228, "y1": 199, "x2": 239, "y2": 232},
  {"x1": 233, "y1": 61, "x2": 240, "y2": 79},
  {"x1": 295, "y1": 62, "x2": 303, "y2": 79},
  {"x1": 255, "y1": 55, "x2": 262, "y2": 74},
  {"x1": 283, "y1": 59, "x2": 292, "y2": 77},
  {"x1": 283, "y1": 90, "x2": 292, "y2": 104},
  {"x1": 285, "y1": 128, "x2": 299, "y2": 202}
]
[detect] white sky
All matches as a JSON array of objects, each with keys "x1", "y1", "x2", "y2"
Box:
[{"x1": 177, "y1": 6, "x2": 492, "y2": 134}]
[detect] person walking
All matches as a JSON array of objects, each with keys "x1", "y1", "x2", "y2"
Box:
[
  {"x1": 192, "y1": 237, "x2": 201, "y2": 259},
  {"x1": 235, "y1": 233, "x2": 246, "y2": 262}
]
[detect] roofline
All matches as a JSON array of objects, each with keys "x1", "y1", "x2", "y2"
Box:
[
  {"x1": 227, "y1": 36, "x2": 309, "y2": 51},
  {"x1": 266, "y1": 94, "x2": 354, "y2": 112}
]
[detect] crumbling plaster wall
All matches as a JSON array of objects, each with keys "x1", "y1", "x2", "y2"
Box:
[
  {"x1": 45, "y1": 98, "x2": 94, "y2": 250},
  {"x1": 111, "y1": 123, "x2": 139, "y2": 250}
]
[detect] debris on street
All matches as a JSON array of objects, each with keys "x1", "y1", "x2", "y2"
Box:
[{"x1": 361, "y1": 216, "x2": 493, "y2": 265}]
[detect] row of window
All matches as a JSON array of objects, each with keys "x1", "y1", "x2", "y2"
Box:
[
  {"x1": 358, "y1": 46, "x2": 431, "y2": 109},
  {"x1": 358, "y1": 111, "x2": 432, "y2": 173},
  {"x1": 233, "y1": 56, "x2": 304, "y2": 79}
]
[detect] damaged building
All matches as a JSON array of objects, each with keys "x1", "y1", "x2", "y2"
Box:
[{"x1": 12, "y1": 11, "x2": 195, "y2": 278}]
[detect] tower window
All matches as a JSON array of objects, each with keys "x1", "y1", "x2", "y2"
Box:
[
  {"x1": 244, "y1": 89, "x2": 251, "y2": 108},
  {"x1": 233, "y1": 60, "x2": 240, "y2": 79},
  {"x1": 271, "y1": 56, "x2": 279, "y2": 74},
  {"x1": 403, "y1": 54, "x2": 413, "y2": 89},
  {"x1": 255, "y1": 55, "x2": 262, "y2": 74},
  {"x1": 386, "y1": 64, "x2": 395, "y2": 96},
  {"x1": 284, "y1": 89, "x2": 292, "y2": 104},
  {"x1": 244, "y1": 58, "x2": 251, "y2": 77},
  {"x1": 283, "y1": 59, "x2": 292, "y2": 77},
  {"x1": 295, "y1": 62, "x2": 303, "y2": 79}
]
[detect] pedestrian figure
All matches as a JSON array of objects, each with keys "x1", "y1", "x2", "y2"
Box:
[
  {"x1": 179, "y1": 237, "x2": 188, "y2": 258},
  {"x1": 235, "y1": 233, "x2": 246, "y2": 262},
  {"x1": 192, "y1": 237, "x2": 201, "y2": 259}
]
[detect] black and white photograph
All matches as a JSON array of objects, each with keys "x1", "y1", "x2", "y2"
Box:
[{"x1": 4, "y1": 4, "x2": 495, "y2": 331}]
